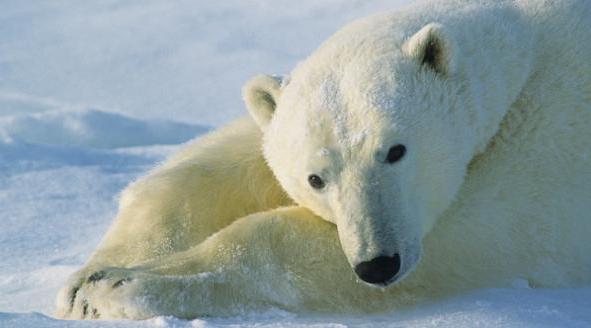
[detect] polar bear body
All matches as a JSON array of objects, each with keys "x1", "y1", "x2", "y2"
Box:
[{"x1": 57, "y1": 0, "x2": 591, "y2": 319}]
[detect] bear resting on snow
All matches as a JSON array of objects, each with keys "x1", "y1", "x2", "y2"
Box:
[{"x1": 56, "y1": 0, "x2": 591, "y2": 320}]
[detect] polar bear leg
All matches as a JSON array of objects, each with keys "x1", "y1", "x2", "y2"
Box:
[
  {"x1": 56, "y1": 117, "x2": 292, "y2": 319},
  {"x1": 59, "y1": 206, "x2": 375, "y2": 319},
  {"x1": 92, "y1": 118, "x2": 290, "y2": 267}
]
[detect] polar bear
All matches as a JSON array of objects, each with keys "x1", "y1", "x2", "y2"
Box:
[{"x1": 56, "y1": 0, "x2": 591, "y2": 320}]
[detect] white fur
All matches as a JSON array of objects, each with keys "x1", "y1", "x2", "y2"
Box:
[{"x1": 56, "y1": 0, "x2": 591, "y2": 319}]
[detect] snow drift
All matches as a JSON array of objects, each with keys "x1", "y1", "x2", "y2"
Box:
[{"x1": 0, "y1": 108, "x2": 208, "y2": 149}]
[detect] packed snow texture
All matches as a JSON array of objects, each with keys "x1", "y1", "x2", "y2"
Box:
[{"x1": 1, "y1": 0, "x2": 590, "y2": 327}]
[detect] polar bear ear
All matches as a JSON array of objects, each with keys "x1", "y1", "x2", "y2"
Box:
[
  {"x1": 243, "y1": 74, "x2": 285, "y2": 129},
  {"x1": 403, "y1": 23, "x2": 456, "y2": 76}
]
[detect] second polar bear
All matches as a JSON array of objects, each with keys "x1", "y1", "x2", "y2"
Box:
[{"x1": 57, "y1": 0, "x2": 591, "y2": 320}]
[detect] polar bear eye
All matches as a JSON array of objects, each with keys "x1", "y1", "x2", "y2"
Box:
[
  {"x1": 308, "y1": 174, "x2": 325, "y2": 189},
  {"x1": 386, "y1": 144, "x2": 406, "y2": 163}
]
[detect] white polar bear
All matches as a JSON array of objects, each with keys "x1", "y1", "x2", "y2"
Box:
[{"x1": 56, "y1": 0, "x2": 591, "y2": 320}]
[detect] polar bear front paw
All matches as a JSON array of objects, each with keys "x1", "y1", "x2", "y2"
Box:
[{"x1": 56, "y1": 267, "x2": 153, "y2": 320}]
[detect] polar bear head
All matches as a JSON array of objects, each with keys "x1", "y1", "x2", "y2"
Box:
[{"x1": 244, "y1": 21, "x2": 478, "y2": 287}]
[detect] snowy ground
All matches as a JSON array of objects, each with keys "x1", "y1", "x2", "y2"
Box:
[{"x1": 1, "y1": 1, "x2": 591, "y2": 327}]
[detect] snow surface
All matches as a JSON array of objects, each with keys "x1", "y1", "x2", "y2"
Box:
[{"x1": 1, "y1": 0, "x2": 590, "y2": 327}]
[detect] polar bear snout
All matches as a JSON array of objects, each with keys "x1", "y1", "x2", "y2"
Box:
[{"x1": 354, "y1": 253, "x2": 401, "y2": 286}]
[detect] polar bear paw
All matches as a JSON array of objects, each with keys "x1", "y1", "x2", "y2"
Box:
[{"x1": 55, "y1": 267, "x2": 154, "y2": 319}]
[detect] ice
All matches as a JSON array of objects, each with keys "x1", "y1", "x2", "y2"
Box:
[{"x1": 1, "y1": 0, "x2": 590, "y2": 327}]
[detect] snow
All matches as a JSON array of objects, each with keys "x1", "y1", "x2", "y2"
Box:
[
  {"x1": 3, "y1": 288, "x2": 591, "y2": 327},
  {"x1": 0, "y1": 108, "x2": 208, "y2": 148},
  {"x1": 1, "y1": 0, "x2": 590, "y2": 327}
]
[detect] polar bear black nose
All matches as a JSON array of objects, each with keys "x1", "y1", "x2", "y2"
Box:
[{"x1": 354, "y1": 253, "x2": 401, "y2": 285}]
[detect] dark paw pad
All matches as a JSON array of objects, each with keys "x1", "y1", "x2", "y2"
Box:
[
  {"x1": 87, "y1": 270, "x2": 107, "y2": 283},
  {"x1": 112, "y1": 277, "x2": 133, "y2": 288},
  {"x1": 81, "y1": 300, "x2": 89, "y2": 317},
  {"x1": 69, "y1": 286, "x2": 80, "y2": 308},
  {"x1": 81, "y1": 299, "x2": 100, "y2": 319}
]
